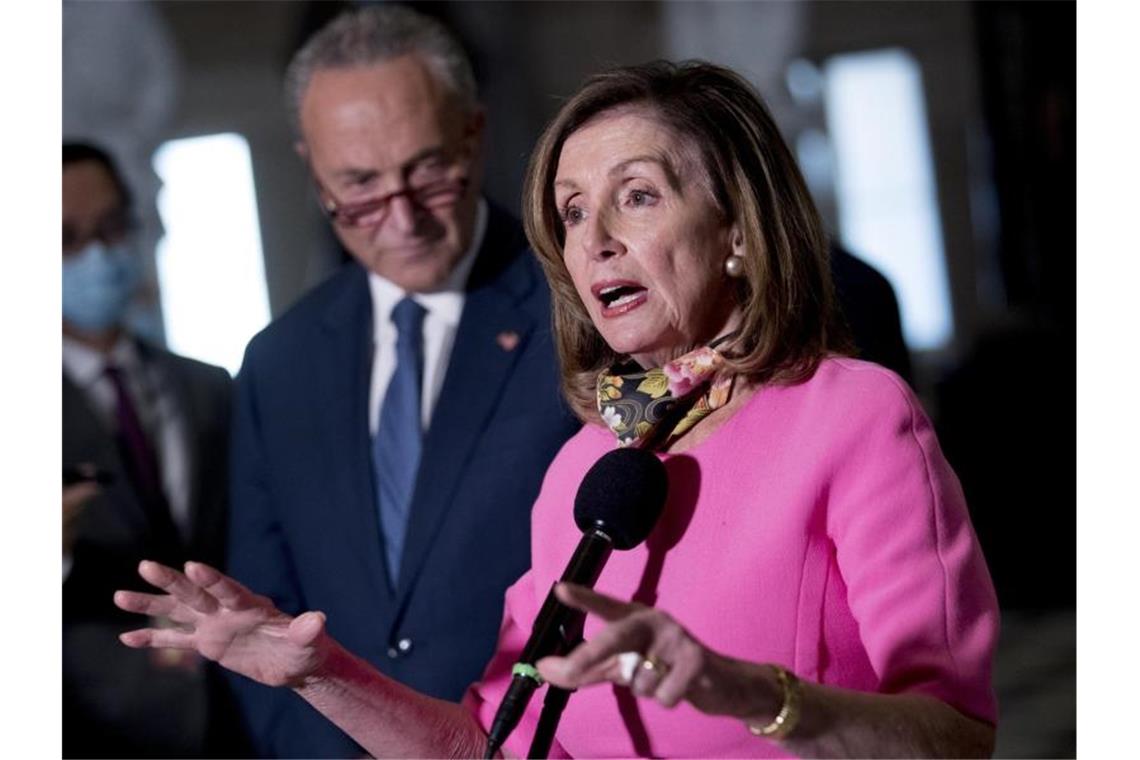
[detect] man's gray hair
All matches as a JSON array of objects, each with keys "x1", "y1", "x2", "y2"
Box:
[{"x1": 285, "y1": 4, "x2": 478, "y2": 137}]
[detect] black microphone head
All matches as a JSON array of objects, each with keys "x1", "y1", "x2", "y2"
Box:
[{"x1": 574, "y1": 448, "x2": 668, "y2": 550}]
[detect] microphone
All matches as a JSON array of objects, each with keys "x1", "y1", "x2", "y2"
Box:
[{"x1": 484, "y1": 448, "x2": 668, "y2": 758}]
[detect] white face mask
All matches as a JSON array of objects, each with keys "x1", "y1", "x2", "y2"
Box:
[{"x1": 62, "y1": 240, "x2": 141, "y2": 332}]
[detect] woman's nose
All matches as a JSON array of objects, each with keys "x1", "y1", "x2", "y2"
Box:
[{"x1": 581, "y1": 211, "x2": 625, "y2": 261}]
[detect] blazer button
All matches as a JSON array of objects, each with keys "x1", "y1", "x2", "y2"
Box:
[{"x1": 387, "y1": 637, "x2": 414, "y2": 659}]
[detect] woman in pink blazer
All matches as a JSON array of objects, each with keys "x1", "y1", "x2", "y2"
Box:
[{"x1": 116, "y1": 60, "x2": 997, "y2": 758}]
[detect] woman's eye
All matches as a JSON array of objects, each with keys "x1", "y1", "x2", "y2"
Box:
[
  {"x1": 561, "y1": 205, "x2": 585, "y2": 226},
  {"x1": 625, "y1": 188, "x2": 656, "y2": 208}
]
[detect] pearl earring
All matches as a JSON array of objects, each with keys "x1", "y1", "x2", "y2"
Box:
[{"x1": 724, "y1": 254, "x2": 745, "y2": 278}]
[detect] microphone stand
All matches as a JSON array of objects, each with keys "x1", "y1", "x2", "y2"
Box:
[
  {"x1": 526, "y1": 636, "x2": 582, "y2": 759},
  {"x1": 483, "y1": 446, "x2": 669, "y2": 758},
  {"x1": 524, "y1": 403, "x2": 688, "y2": 757},
  {"x1": 527, "y1": 685, "x2": 572, "y2": 759}
]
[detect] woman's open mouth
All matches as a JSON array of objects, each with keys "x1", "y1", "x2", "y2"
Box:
[{"x1": 593, "y1": 280, "x2": 649, "y2": 317}]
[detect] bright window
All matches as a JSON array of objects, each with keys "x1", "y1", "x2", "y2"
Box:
[
  {"x1": 823, "y1": 48, "x2": 953, "y2": 351},
  {"x1": 153, "y1": 133, "x2": 271, "y2": 374}
]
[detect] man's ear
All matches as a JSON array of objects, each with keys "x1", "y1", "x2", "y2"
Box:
[
  {"x1": 466, "y1": 106, "x2": 487, "y2": 141},
  {"x1": 294, "y1": 140, "x2": 308, "y2": 161},
  {"x1": 460, "y1": 106, "x2": 488, "y2": 168},
  {"x1": 472, "y1": 106, "x2": 487, "y2": 134}
]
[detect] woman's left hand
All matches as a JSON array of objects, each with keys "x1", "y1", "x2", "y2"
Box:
[{"x1": 535, "y1": 583, "x2": 781, "y2": 721}]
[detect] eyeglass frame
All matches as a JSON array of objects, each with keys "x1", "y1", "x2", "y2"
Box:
[
  {"x1": 314, "y1": 174, "x2": 471, "y2": 229},
  {"x1": 308, "y1": 140, "x2": 476, "y2": 230}
]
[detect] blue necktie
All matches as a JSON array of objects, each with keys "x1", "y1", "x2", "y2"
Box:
[{"x1": 373, "y1": 296, "x2": 427, "y2": 588}]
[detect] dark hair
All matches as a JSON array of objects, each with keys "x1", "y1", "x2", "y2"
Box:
[
  {"x1": 63, "y1": 141, "x2": 132, "y2": 209},
  {"x1": 523, "y1": 60, "x2": 851, "y2": 422}
]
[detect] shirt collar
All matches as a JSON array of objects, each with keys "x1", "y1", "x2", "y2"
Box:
[
  {"x1": 368, "y1": 198, "x2": 487, "y2": 329},
  {"x1": 62, "y1": 333, "x2": 142, "y2": 386}
]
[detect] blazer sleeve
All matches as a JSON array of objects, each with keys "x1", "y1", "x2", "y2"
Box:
[
  {"x1": 226, "y1": 342, "x2": 364, "y2": 758},
  {"x1": 825, "y1": 367, "x2": 999, "y2": 725}
]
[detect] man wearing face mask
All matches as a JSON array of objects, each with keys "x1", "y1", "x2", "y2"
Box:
[{"x1": 62, "y1": 142, "x2": 247, "y2": 757}]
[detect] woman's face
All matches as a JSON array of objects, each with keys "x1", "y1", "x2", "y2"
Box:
[{"x1": 554, "y1": 109, "x2": 742, "y2": 369}]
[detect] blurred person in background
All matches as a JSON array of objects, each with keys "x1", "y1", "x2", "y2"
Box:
[
  {"x1": 223, "y1": 6, "x2": 578, "y2": 756},
  {"x1": 829, "y1": 242, "x2": 913, "y2": 385},
  {"x1": 62, "y1": 141, "x2": 247, "y2": 757}
]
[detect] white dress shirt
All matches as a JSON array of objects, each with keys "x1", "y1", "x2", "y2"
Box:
[
  {"x1": 63, "y1": 334, "x2": 194, "y2": 542},
  {"x1": 367, "y1": 200, "x2": 488, "y2": 434}
]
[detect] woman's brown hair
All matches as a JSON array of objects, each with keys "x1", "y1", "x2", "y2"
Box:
[{"x1": 524, "y1": 60, "x2": 850, "y2": 422}]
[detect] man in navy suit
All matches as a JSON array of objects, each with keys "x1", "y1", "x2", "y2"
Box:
[{"x1": 226, "y1": 6, "x2": 580, "y2": 757}]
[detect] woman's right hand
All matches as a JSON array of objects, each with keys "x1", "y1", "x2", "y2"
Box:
[{"x1": 114, "y1": 560, "x2": 331, "y2": 688}]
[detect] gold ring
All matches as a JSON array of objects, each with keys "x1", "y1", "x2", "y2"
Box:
[{"x1": 640, "y1": 655, "x2": 670, "y2": 677}]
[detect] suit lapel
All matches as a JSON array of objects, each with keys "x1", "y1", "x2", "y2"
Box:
[
  {"x1": 317, "y1": 265, "x2": 397, "y2": 601},
  {"x1": 394, "y1": 209, "x2": 537, "y2": 604},
  {"x1": 141, "y1": 345, "x2": 205, "y2": 548}
]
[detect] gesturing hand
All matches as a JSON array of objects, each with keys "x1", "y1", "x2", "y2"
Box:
[
  {"x1": 114, "y1": 560, "x2": 331, "y2": 688},
  {"x1": 535, "y1": 583, "x2": 781, "y2": 721}
]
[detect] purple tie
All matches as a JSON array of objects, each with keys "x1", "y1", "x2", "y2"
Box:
[{"x1": 104, "y1": 364, "x2": 181, "y2": 551}]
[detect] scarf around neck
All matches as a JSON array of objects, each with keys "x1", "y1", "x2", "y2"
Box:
[{"x1": 595, "y1": 344, "x2": 734, "y2": 449}]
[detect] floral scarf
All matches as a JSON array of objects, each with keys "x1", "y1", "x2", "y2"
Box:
[{"x1": 595, "y1": 345, "x2": 734, "y2": 449}]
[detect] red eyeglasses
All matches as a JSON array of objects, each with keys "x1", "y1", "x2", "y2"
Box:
[{"x1": 314, "y1": 172, "x2": 470, "y2": 229}]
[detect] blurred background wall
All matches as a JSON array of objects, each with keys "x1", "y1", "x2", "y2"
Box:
[{"x1": 62, "y1": 1, "x2": 1075, "y2": 756}]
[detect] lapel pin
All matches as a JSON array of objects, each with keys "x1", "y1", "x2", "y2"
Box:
[{"x1": 496, "y1": 330, "x2": 520, "y2": 352}]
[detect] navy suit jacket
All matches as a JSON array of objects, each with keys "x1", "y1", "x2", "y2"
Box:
[{"x1": 227, "y1": 206, "x2": 580, "y2": 757}]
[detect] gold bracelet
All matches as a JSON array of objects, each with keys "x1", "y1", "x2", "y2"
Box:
[{"x1": 746, "y1": 664, "x2": 802, "y2": 740}]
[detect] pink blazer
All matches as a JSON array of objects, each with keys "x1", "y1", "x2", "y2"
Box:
[{"x1": 466, "y1": 358, "x2": 999, "y2": 758}]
